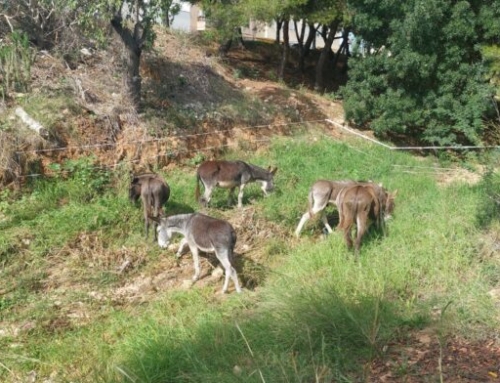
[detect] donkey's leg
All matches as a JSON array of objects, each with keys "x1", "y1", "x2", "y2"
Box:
[
  {"x1": 295, "y1": 198, "x2": 329, "y2": 237},
  {"x1": 344, "y1": 224, "x2": 354, "y2": 250},
  {"x1": 217, "y1": 250, "x2": 241, "y2": 293},
  {"x1": 321, "y1": 214, "x2": 334, "y2": 234},
  {"x1": 228, "y1": 187, "x2": 236, "y2": 206},
  {"x1": 295, "y1": 211, "x2": 312, "y2": 237},
  {"x1": 341, "y1": 205, "x2": 355, "y2": 250},
  {"x1": 143, "y1": 202, "x2": 150, "y2": 239},
  {"x1": 201, "y1": 181, "x2": 213, "y2": 207},
  {"x1": 189, "y1": 246, "x2": 202, "y2": 282},
  {"x1": 237, "y1": 184, "x2": 246, "y2": 208},
  {"x1": 354, "y1": 211, "x2": 369, "y2": 257},
  {"x1": 176, "y1": 238, "x2": 189, "y2": 258},
  {"x1": 152, "y1": 204, "x2": 159, "y2": 242}
]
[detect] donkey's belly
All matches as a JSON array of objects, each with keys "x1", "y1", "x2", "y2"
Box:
[
  {"x1": 196, "y1": 244, "x2": 216, "y2": 253},
  {"x1": 217, "y1": 180, "x2": 239, "y2": 188}
]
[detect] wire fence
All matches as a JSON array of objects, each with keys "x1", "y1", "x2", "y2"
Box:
[
  {"x1": 325, "y1": 119, "x2": 500, "y2": 151},
  {"x1": 11, "y1": 118, "x2": 322, "y2": 180},
  {"x1": 16, "y1": 119, "x2": 324, "y2": 155},
  {"x1": 7, "y1": 117, "x2": 495, "y2": 182}
]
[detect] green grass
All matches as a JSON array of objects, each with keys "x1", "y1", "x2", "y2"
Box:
[{"x1": 1, "y1": 133, "x2": 499, "y2": 382}]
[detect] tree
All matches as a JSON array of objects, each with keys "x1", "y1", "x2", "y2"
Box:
[
  {"x1": 199, "y1": 0, "x2": 248, "y2": 55},
  {"x1": 66, "y1": 0, "x2": 180, "y2": 110},
  {"x1": 342, "y1": 0, "x2": 497, "y2": 145}
]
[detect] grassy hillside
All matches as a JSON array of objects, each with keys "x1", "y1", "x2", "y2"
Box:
[{"x1": 1, "y1": 131, "x2": 500, "y2": 382}]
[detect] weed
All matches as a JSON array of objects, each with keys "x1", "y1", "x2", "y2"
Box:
[
  {"x1": 0, "y1": 31, "x2": 36, "y2": 99},
  {"x1": 232, "y1": 68, "x2": 243, "y2": 79},
  {"x1": 186, "y1": 152, "x2": 205, "y2": 166}
]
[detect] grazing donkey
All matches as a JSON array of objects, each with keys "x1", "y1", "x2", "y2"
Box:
[
  {"x1": 129, "y1": 173, "x2": 170, "y2": 240},
  {"x1": 336, "y1": 183, "x2": 397, "y2": 257},
  {"x1": 195, "y1": 160, "x2": 278, "y2": 208},
  {"x1": 295, "y1": 179, "x2": 358, "y2": 237},
  {"x1": 151, "y1": 213, "x2": 242, "y2": 294}
]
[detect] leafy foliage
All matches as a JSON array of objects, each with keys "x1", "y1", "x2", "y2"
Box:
[{"x1": 342, "y1": 0, "x2": 496, "y2": 145}]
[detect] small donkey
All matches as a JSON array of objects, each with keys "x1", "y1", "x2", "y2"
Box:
[
  {"x1": 151, "y1": 213, "x2": 242, "y2": 294},
  {"x1": 130, "y1": 173, "x2": 170, "y2": 240}
]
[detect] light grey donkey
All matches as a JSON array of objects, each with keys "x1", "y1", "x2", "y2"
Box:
[
  {"x1": 151, "y1": 213, "x2": 242, "y2": 294},
  {"x1": 295, "y1": 180, "x2": 357, "y2": 237}
]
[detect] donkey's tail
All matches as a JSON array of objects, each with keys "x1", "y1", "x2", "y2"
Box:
[{"x1": 195, "y1": 172, "x2": 201, "y2": 203}]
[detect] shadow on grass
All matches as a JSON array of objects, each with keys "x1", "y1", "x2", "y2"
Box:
[
  {"x1": 110, "y1": 284, "x2": 425, "y2": 383},
  {"x1": 475, "y1": 170, "x2": 500, "y2": 229}
]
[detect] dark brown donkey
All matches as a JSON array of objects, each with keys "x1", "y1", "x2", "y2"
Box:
[
  {"x1": 336, "y1": 183, "x2": 396, "y2": 257},
  {"x1": 195, "y1": 160, "x2": 278, "y2": 208},
  {"x1": 130, "y1": 173, "x2": 170, "y2": 240}
]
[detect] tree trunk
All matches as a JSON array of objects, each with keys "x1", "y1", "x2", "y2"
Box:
[
  {"x1": 124, "y1": 42, "x2": 142, "y2": 108},
  {"x1": 279, "y1": 19, "x2": 290, "y2": 81},
  {"x1": 219, "y1": 27, "x2": 245, "y2": 55},
  {"x1": 275, "y1": 18, "x2": 283, "y2": 44},
  {"x1": 293, "y1": 19, "x2": 305, "y2": 46},
  {"x1": 299, "y1": 23, "x2": 317, "y2": 73},
  {"x1": 111, "y1": 16, "x2": 144, "y2": 110},
  {"x1": 315, "y1": 20, "x2": 340, "y2": 93},
  {"x1": 235, "y1": 27, "x2": 246, "y2": 49},
  {"x1": 332, "y1": 28, "x2": 350, "y2": 75}
]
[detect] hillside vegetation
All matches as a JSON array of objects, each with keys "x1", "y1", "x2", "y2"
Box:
[
  {"x1": 2, "y1": 30, "x2": 500, "y2": 382},
  {"x1": 2, "y1": 130, "x2": 500, "y2": 381}
]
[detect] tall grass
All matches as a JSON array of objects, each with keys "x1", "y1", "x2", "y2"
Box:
[
  {"x1": 1, "y1": 133, "x2": 499, "y2": 382},
  {"x1": 103, "y1": 136, "x2": 498, "y2": 382}
]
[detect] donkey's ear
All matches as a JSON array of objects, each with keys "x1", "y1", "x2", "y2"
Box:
[
  {"x1": 392, "y1": 190, "x2": 398, "y2": 198},
  {"x1": 270, "y1": 166, "x2": 278, "y2": 175}
]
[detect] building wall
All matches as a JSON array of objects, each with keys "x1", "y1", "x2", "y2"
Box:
[{"x1": 241, "y1": 20, "x2": 344, "y2": 52}]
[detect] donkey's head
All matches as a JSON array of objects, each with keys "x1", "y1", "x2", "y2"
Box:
[
  {"x1": 149, "y1": 216, "x2": 173, "y2": 248},
  {"x1": 260, "y1": 166, "x2": 278, "y2": 195},
  {"x1": 383, "y1": 189, "x2": 398, "y2": 220},
  {"x1": 129, "y1": 177, "x2": 142, "y2": 203}
]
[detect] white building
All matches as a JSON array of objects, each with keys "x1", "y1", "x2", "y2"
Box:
[{"x1": 170, "y1": 1, "x2": 205, "y2": 32}]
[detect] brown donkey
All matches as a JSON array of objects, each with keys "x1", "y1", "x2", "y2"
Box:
[
  {"x1": 295, "y1": 179, "x2": 358, "y2": 237},
  {"x1": 336, "y1": 183, "x2": 396, "y2": 257},
  {"x1": 195, "y1": 160, "x2": 277, "y2": 208},
  {"x1": 130, "y1": 173, "x2": 170, "y2": 240}
]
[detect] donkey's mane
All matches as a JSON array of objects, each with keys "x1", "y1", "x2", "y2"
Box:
[{"x1": 247, "y1": 163, "x2": 270, "y2": 179}]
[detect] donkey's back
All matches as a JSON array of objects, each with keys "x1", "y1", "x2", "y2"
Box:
[{"x1": 187, "y1": 213, "x2": 237, "y2": 254}]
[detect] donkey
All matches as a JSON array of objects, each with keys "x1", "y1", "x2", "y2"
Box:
[
  {"x1": 129, "y1": 173, "x2": 170, "y2": 241},
  {"x1": 295, "y1": 179, "x2": 359, "y2": 237},
  {"x1": 195, "y1": 160, "x2": 278, "y2": 208},
  {"x1": 336, "y1": 183, "x2": 397, "y2": 257},
  {"x1": 151, "y1": 213, "x2": 242, "y2": 294},
  {"x1": 335, "y1": 182, "x2": 396, "y2": 237}
]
